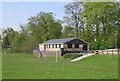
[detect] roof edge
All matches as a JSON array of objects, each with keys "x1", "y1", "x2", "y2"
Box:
[
  {"x1": 39, "y1": 37, "x2": 90, "y2": 45},
  {"x1": 77, "y1": 38, "x2": 90, "y2": 45}
]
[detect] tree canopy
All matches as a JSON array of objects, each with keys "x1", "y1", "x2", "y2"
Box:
[{"x1": 2, "y1": 2, "x2": 120, "y2": 53}]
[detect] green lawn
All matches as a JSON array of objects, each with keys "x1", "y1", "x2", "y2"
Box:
[{"x1": 2, "y1": 53, "x2": 118, "y2": 79}]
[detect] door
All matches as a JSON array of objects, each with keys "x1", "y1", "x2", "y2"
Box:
[{"x1": 83, "y1": 45, "x2": 87, "y2": 51}]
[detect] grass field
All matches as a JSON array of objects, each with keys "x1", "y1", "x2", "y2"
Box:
[{"x1": 2, "y1": 53, "x2": 118, "y2": 79}]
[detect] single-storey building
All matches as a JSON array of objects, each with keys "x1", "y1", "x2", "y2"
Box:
[{"x1": 39, "y1": 38, "x2": 90, "y2": 56}]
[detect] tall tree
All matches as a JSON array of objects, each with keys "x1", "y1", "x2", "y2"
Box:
[
  {"x1": 27, "y1": 12, "x2": 62, "y2": 42},
  {"x1": 2, "y1": 28, "x2": 17, "y2": 49},
  {"x1": 11, "y1": 32, "x2": 26, "y2": 53},
  {"x1": 82, "y1": 2, "x2": 118, "y2": 49},
  {"x1": 61, "y1": 26, "x2": 75, "y2": 38},
  {"x1": 64, "y1": 2, "x2": 84, "y2": 37},
  {"x1": 20, "y1": 24, "x2": 29, "y2": 36},
  {"x1": 116, "y1": 1, "x2": 120, "y2": 48}
]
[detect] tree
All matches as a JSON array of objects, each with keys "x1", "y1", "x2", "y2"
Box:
[
  {"x1": 20, "y1": 24, "x2": 29, "y2": 36},
  {"x1": 82, "y1": 26, "x2": 94, "y2": 44},
  {"x1": 2, "y1": 28, "x2": 17, "y2": 49},
  {"x1": 64, "y1": 2, "x2": 84, "y2": 37},
  {"x1": 82, "y1": 2, "x2": 118, "y2": 49},
  {"x1": 61, "y1": 26, "x2": 75, "y2": 38},
  {"x1": 27, "y1": 12, "x2": 62, "y2": 42},
  {"x1": 11, "y1": 33, "x2": 26, "y2": 53},
  {"x1": 116, "y1": 1, "x2": 120, "y2": 48},
  {"x1": 21, "y1": 37, "x2": 39, "y2": 53}
]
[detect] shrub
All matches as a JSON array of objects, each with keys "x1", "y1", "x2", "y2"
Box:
[
  {"x1": 63, "y1": 53, "x2": 81, "y2": 60},
  {"x1": 2, "y1": 48, "x2": 13, "y2": 54}
]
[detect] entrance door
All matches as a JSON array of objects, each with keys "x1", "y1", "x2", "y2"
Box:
[{"x1": 83, "y1": 45, "x2": 87, "y2": 51}]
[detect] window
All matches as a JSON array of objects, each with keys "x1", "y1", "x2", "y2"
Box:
[
  {"x1": 55, "y1": 44, "x2": 57, "y2": 48},
  {"x1": 68, "y1": 44, "x2": 72, "y2": 48},
  {"x1": 75, "y1": 43, "x2": 79, "y2": 48},
  {"x1": 44, "y1": 45, "x2": 46, "y2": 50},
  {"x1": 52, "y1": 44, "x2": 54, "y2": 48},
  {"x1": 59, "y1": 44, "x2": 61, "y2": 48}
]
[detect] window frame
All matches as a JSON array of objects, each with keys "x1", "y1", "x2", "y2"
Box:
[
  {"x1": 75, "y1": 43, "x2": 79, "y2": 48},
  {"x1": 59, "y1": 44, "x2": 61, "y2": 48},
  {"x1": 68, "y1": 43, "x2": 72, "y2": 48}
]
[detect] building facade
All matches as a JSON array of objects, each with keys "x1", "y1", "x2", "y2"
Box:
[{"x1": 39, "y1": 38, "x2": 89, "y2": 56}]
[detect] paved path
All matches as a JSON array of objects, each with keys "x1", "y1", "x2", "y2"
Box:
[{"x1": 70, "y1": 53, "x2": 95, "y2": 62}]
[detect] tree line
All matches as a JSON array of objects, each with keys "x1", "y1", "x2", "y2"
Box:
[{"x1": 2, "y1": 2, "x2": 120, "y2": 53}]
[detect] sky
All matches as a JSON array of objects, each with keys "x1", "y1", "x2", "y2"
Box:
[
  {"x1": 2, "y1": 2, "x2": 69, "y2": 31},
  {"x1": 1, "y1": 0, "x2": 120, "y2": 33}
]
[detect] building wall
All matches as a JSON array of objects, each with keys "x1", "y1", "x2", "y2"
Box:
[
  {"x1": 39, "y1": 38, "x2": 89, "y2": 56},
  {"x1": 64, "y1": 44, "x2": 67, "y2": 48},
  {"x1": 64, "y1": 44, "x2": 83, "y2": 51},
  {"x1": 39, "y1": 44, "x2": 64, "y2": 51},
  {"x1": 46, "y1": 48, "x2": 61, "y2": 51},
  {"x1": 39, "y1": 44, "x2": 44, "y2": 51},
  {"x1": 39, "y1": 43, "x2": 89, "y2": 53},
  {"x1": 39, "y1": 44, "x2": 88, "y2": 51},
  {"x1": 42, "y1": 51, "x2": 61, "y2": 56},
  {"x1": 64, "y1": 48, "x2": 82, "y2": 51}
]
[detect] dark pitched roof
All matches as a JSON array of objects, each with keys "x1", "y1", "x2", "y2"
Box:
[{"x1": 40, "y1": 38, "x2": 89, "y2": 45}]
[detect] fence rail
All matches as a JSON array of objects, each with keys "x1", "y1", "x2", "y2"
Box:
[
  {"x1": 63, "y1": 49, "x2": 120, "y2": 55},
  {"x1": 95, "y1": 50, "x2": 120, "y2": 55}
]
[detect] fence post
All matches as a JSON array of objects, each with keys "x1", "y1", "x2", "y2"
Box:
[{"x1": 107, "y1": 51, "x2": 108, "y2": 54}]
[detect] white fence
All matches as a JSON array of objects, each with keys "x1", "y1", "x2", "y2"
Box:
[{"x1": 95, "y1": 49, "x2": 120, "y2": 55}]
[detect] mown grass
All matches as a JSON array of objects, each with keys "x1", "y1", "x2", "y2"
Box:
[{"x1": 2, "y1": 53, "x2": 118, "y2": 79}]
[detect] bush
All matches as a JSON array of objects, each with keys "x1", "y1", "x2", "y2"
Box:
[
  {"x1": 63, "y1": 53, "x2": 81, "y2": 60},
  {"x1": 2, "y1": 48, "x2": 13, "y2": 54}
]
